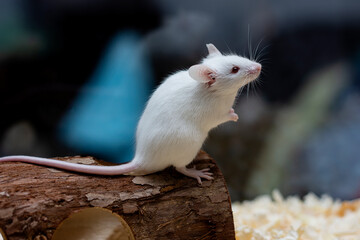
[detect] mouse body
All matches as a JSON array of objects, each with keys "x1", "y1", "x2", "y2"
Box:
[{"x1": 0, "y1": 44, "x2": 261, "y2": 184}]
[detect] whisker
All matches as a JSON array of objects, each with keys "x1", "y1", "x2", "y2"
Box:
[
  {"x1": 257, "y1": 54, "x2": 270, "y2": 63},
  {"x1": 254, "y1": 77, "x2": 263, "y2": 89},
  {"x1": 222, "y1": 39, "x2": 232, "y2": 54},
  {"x1": 247, "y1": 24, "x2": 253, "y2": 61},
  {"x1": 255, "y1": 44, "x2": 271, "y2": 62},
  {"x1": 251, "y1": 81, "x2": 258, "y2": 97},
  {"x1": 258, "y1": 57, "x2": 271, "y2": 62},
  {"x1": 246, "y1": 83, "x2": 250, "y2": 99},
  {"x1": 254, "y1": 37, "x2": 264, "y2": 60},
  {"x1": 257, "y1": 59, "x2": 272, "y2": 65},
  {"x1": 259, "y1": 71, "x2": 269, "y2": 78},
  {"x1": 235, "y1": 85, "x2": 246, "y2": 106}
]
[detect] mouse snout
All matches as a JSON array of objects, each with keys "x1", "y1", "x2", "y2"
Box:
[{"x1": 248, "y1": 63, "x2": 262, "y2": 74}]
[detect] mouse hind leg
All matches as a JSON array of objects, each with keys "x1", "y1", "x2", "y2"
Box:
[{"x1": 175, "y1": 166, "x2": 213, "y2": 184}]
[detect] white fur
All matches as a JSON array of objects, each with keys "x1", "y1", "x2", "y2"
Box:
[
  {"x1": 0, "y1": 44, "x2": 261, "y2": 180},
  {"x1": 131, "y1": 44, "x2": 261, "y2": 174}
]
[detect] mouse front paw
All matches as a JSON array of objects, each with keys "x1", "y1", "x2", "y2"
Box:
[
  {"x1": 229, "y1": 108, "x2": 238, "y2": 122},
  {"x1": 175, "y1": 166, "x2": 213, "y2": 184}
]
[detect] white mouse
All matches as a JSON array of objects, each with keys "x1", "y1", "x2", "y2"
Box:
[{"x1": 0, "y1": 44, "x2": 261, "y2": 184}]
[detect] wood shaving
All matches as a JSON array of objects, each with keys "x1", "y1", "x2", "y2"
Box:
[{"x1": 232, "y1": 190, "x2": 360, "y2": 240}]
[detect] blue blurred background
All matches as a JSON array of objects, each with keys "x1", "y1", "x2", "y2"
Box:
[{"x1": 1, "y1": 0, "x2": 360, "y2": 201}]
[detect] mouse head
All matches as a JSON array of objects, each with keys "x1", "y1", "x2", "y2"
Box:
[{"x1": 189, "y1": 44, "x2": 261, "y2": 93}]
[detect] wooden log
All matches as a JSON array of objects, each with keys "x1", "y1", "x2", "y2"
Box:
[{"x1": 0, "y1": 151, "x2": 235, "y2": 240}]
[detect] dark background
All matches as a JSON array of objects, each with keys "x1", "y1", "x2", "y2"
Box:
[{"x1": 1, "y1": 0, "x2": 360, "y2": 201}]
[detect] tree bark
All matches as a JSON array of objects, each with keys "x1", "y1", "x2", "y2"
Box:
[{"x1": 0, "y1": 151, "x2": 235, "y2": 240}]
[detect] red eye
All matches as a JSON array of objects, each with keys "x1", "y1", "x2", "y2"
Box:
[{"x1": 231, "y1": 66, "x2": 239, "y2": 74}]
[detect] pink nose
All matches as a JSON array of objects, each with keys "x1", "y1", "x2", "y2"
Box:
[{"x1": 249, "y1": 64, "x2": 262, "y2": 74}]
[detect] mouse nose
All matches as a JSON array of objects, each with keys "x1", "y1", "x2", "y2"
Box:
[{"x1": 248, "y1": 64, "x2": 262, "y2": 74}]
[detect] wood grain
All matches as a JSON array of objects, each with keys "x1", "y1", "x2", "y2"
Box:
[{"x1": 0, "y1": 151, "x2": 235, "y2": 240}]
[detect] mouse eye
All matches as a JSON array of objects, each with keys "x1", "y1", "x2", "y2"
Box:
[{"x1": 231, "y1": 66, "x2": 240, "y2": 74}]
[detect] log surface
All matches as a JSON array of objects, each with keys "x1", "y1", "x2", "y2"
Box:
[{"x1": 0, "y1": 151, "x2": 235, "y2": 240}]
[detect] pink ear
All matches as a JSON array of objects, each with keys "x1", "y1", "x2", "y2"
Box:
[
  {"x1": 206, "y1": 43, "x2": 222, "y2": 58},
  {"x1": 188, "y1": 64, "x2": 216, "y2": 83}
]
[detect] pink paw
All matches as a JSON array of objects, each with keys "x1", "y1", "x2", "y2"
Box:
[
  {"x1": 176, "y1": 167, "x2": 214, "y2": 184},
  {"x1": 229, "y1": 108, "x2": 238, "y2": 122}
]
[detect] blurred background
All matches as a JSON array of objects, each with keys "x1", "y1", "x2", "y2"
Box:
[{"x1": 1, "y1": 0, "x2": 360, "y2": 201}]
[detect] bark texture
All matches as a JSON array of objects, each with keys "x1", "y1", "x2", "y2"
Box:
[{"x1": 0, "y1": 151, "x2": 235, "y2": 240}]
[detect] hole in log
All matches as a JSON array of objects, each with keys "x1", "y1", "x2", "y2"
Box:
[
  {"x1": 52, "y1": 207, "x2": 135, "y2": 240},
  {"x1": 0, "y1": 228, "x2": 6, "y2": 240}
]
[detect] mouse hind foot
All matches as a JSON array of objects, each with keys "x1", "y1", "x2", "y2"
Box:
[{"x1": 175, "y1": 166, "x2": 213, "y2": 184}]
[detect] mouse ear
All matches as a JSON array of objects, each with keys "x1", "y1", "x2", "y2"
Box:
[
  {"x1": 206, "y1": 43, "x2": 222, "y2": 58},
  {"x1": 188, "y1": 64, "x2": 216, "y2": 83}
]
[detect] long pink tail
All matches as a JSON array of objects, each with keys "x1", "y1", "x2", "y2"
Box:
[{"x1": 0, "y1": 156, "x2": 138, "y2": 175}]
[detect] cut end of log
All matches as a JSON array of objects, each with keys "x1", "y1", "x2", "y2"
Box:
[
  {"x1": 0, "y1": 228, "x2": 6, "y2": 240},
  {"x1": 53, "y1": 208, "x2": 134, "y2": 240}
]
